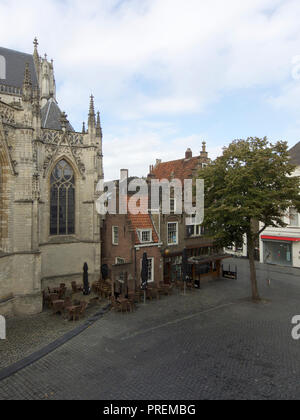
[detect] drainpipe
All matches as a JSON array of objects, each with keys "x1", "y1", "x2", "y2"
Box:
[{"x1": 134, "y1": 246, "x2": 137, "y2": 290}]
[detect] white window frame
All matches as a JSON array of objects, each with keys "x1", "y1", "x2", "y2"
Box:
[
  {"x1": 112, "y1": 226, "x2": 119, "y2": 245},
  {"x1": 187, "y1": 215, "x2": 202, "y2": 237},
  {"x1": 140, "y1": 257, "x2": 154, "y2": 283},
  {"x1": 115, "y1": 257, "x2": 125, "y2": 265},
  {"x1": 138, "y1": 229, "x2": 152, "y2": 243},
  {"x1": 167, "y1": 222, "x2": 178, "y2": 245}
]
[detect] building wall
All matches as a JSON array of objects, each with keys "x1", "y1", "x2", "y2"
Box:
[
  {"x1": 159, "y1": 213, "x2": 214, "y2": 254},
  {"x1": 102, "y1": 214, "x2": 134, "y2": 270},
  {"x1": 135, "y1": 246, "x2": 162, "y2": 289},
  {"x1": 259, "y1": 166, "x2": 300, "y2": 268},
  {"x1": 0, "y1": 252, "x2": 42, "y2": 317},
  {"x1": 102, "y1": 214, "x2": 162, "y2": 291},
  {"x1": 260, "y1": 226, "x2": 300, "y2": 267},
  {"x1": 0, "y1": 83, "x2": 102, "y2": 318}
]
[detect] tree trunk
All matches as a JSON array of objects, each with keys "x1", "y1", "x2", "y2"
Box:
[{"x1": 247, "y1": 234, "x2": 260, "y2": 301}]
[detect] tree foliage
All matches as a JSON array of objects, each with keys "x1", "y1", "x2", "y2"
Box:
[{"x1": 197, "y1": 137, "x2": 300, "y2": 300}]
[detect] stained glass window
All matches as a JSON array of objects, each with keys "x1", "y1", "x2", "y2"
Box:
[{"x1": 50, "y1": 160, "x2": 75, "y2": 235}]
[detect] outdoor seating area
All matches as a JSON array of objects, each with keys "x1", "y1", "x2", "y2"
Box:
[
  {"x1": 43, "y1": 282, "x2": 99, "y2": 321},
  {"x1": 105, "y1": 280, "x2": 198, "y2": 315},
  {"x1": 43, "y1": 276, "x2": 199, "y2": 320}
]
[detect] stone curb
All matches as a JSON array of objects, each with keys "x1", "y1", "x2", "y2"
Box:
[{"x1": 0, "y1": 303, "x2": 111, "y2": 383}]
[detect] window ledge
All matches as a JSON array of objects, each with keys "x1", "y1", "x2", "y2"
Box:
[{"x1": 46, "y1": 236, "x2": 78, "y2": 245}]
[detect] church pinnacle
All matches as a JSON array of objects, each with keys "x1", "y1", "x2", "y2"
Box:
[
  {"x1": 88, "y1": 95, "x2": 96, "y2": 129},
  {"x1": 33, "y1": 37, "x2": 38, "y2": 51},
  {"x1": 33, "y1": 37, "x2": 41, "y2": 80},
  {"x1": 96, "y1": 111, "x2": 102, "y2": 138}
]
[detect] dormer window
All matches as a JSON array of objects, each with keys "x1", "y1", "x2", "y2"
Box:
[
  {"x1": 115, "y1": 257, "x2": 125, "y2": 265},
  {"x1": 138, "y1": 229, "x2": 152, "y2": 243},
  {"x1": 0, "y1": 56, "x2": 6, "y2": 80}
]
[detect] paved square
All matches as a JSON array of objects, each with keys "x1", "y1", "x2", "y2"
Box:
[{"x1": 1, "y1": 258, "x2": 300, "y2": 400}]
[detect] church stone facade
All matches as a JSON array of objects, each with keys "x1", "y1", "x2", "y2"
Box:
[{"x1": 0, "y1": 39, "x2": 103, "y2": 317}]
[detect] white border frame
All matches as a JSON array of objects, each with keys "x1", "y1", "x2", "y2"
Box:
[{"x1": 167, "y1": 221, "x2": 178, "y2": 246}]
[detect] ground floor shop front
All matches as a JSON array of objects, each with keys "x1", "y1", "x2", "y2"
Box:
[
  {"x1": 260, "y1": 235, "x2": 300, "y2": 267},
  {"x1": 163, "y1": 244, "x2": 228, "y2": 284}
]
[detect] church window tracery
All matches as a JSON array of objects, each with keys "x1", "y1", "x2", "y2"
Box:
[{"x1": 50, "y1": 160, "x2": 75, "y2": 235}]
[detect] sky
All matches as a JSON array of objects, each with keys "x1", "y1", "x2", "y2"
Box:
[{"x1": 1, "y1": 0, "x2": 300, "y2": 180}]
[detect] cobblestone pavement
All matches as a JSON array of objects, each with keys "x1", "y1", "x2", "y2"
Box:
[
  {"x1": 1, "y1": 258, "x2": 300, "y2": 400},
  {"x1": 0, "y1": 295, "x2": 108, "y2": 370}
]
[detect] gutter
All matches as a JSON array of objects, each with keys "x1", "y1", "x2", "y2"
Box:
[{"x1": 134, "y1": 242, "x2": 163, "y2": 249}]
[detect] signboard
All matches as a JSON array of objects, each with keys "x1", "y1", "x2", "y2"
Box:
[
  {"x1": 222, "y1": 265, "x2": 237, "y2": 280},
  {"x1": 222, "y1": 270, "x2": 237, "y2": 280}
]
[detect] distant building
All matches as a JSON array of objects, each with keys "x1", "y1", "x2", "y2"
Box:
[
  {"x1": 224, "y1": 239, "x2": 248, "y2": 259},
  {"x1": 0, "y1": 40, "x2": 103, "y2": 316},
  {"x1": 259, "y1": 143, "x2": 300, "y2": 267}
]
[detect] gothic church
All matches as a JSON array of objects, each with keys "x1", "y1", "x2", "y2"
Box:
[{"x1": 0, "y1": 39, "x2": 103, "y2": 316}]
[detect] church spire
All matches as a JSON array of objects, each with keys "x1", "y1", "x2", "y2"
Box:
[
  {"x1": 96, "y1": 111, "x2": 102, "y2": 138},
  {"x1": 88, "y1": 95, "x2": 96, "y2": 131},
  {"x1": 33, "y1": 37, "x2": 40, "y2": 77},
  {"x1": 33, "y1": 37, "x2": 39, "y2": 53}
]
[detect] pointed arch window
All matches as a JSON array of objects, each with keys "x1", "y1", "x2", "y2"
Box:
[{"x1": 50, "y1": 160, "x2": 75, "y2": 235}]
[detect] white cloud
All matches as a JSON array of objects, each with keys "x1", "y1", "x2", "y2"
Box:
[
  {"x1": 1, "y1": 0, "x2": 299, "y2": 115},
  {"x1": 1, "y1": 0, "x2": 300, "y2": 177},
  {"x1": 103, "y1": 122, "x2": 221, "y2": 180}
]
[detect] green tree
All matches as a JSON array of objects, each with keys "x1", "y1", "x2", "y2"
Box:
[{"x1": 197, "y1": 137, "x2": 300, "y2": 301}]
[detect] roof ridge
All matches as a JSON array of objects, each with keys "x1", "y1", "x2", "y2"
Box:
[
  {"x1": 0, "y1": 46, "x2": 33, "y2": 57},
  {"x1": 43, "y1": 100, "x2": 52, "y2": 128},
  {"x1": 156, "y1": 155, "x2": 199, "y2": 165}
]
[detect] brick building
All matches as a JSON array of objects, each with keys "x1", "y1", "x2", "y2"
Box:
[
  {"x1": 148, "y1": 145, "x2": 226, "y2": 283},
  {"x1": 101, "y1": 170, "x2": 162, "y2": 294}
]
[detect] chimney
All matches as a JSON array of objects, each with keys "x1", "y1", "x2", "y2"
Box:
[
  {"x1": 185, "y1": 148, "x2": 192, "y2": 159},
  {"x1": 155, "y1": 159, "x2": 162, "y2": 167},
  {"x1": 120, "y1": 169, "x2": 129, "y2": 180},
  {"x1": 147, "y1": 165, "x2": 155, "y2": 180}
]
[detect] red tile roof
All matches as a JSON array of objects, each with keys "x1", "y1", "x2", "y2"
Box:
[
  {"x1": 128, "y1": 213, "x2": 159, "y2": 245},
  {"x1": 151, "y1": 156, "x2": 202, "y2": 182},
  {"x1": 127, "y1": 197, "x2": 159, "y2": 245}
]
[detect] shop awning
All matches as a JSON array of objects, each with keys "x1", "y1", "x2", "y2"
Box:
[
  {"x1": 188, "y1": 254, "x2": 231, "y2": 265},
  {"x1": 261, "y1": 235, "x2": 300, "y2": 242}
]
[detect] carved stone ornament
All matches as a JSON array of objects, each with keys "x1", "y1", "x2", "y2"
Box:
[
  {"x1": 42, "y1": 128, "x2": 85, "y2": 178},
  {"x1": 0, "y1": 120, "x2": 18, "y2": 175}
]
